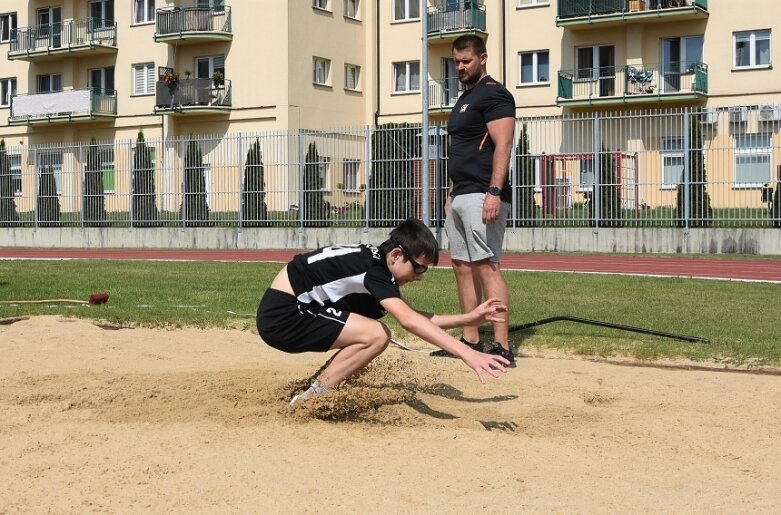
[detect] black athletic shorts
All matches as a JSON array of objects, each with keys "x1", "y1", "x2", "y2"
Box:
[{"x1": 256, "y1": 288, "x2": 349, "y2": 353}]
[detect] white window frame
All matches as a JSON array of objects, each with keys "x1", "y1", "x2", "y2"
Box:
[
  {"x1": 133, "y1": 0, "x2": 155, "y2": 25},
  {"x1": 318, "y1": 156, "x2": 330, "y2": 190},
  {"x1": 343, "y1": 159, "x2": 359, "y2": 191},
  {"x1": 9, "y1": 153, "x2": 22, "y2": 196},
  {"x1": 344, "y1": 64, "x2": 361, "y2": 91},
  {"x1": 733, "y1": 30, "x2": 771, "y2": 70},
  {"x1": 37, "y1": 74, "x2": 62, "y2": 93},
  {"x1": 518, "y1": 0, "x2": 550, "y2": 7},
  {"x1": 393, "y1": 0, "x2": 420, "y2": 22},
  {"x1": 1, "y1": 77, "x2": 16, "y2": 107},
  {"x1": 519, "y1": 50, "x2": 550, "y2": 85},
  {"x1": 661, "y1": 136, "x2": 684, "y2": 189},
  {"x1": 133, "y1": 63, "x2": 155, "y2": 95},
  {"x1": 0, "y1": 12, "x2": 17, "y2": 43},
  {"x1": 344, "y1": 0, "x2": 360, "y2": 19},
  {"x1": 734, "y1": 133, "x2": 772, "y2": 188},
  {"x1": 313, "y1": 0, "x2": 330, "y2": 12},
  {"x1": 578, "y1": 158, "x2": 594, "y2": 192},
  {"x1": 313, "y1": 57, "x2": 331, "y2": 86},
  {"x1": 393, "y1": 61, "x2": 420, "y2": 93}
]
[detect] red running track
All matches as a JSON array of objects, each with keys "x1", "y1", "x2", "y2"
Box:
[{"x1": 2, "y1": 247, "x2": 780, "y2": 282}]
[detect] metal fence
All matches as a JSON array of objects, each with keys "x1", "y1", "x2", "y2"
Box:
[{"x1": 1, "y1": 105, "x2": 780, "y2": 229}]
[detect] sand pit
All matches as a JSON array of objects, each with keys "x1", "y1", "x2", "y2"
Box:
[{"x1": 1, "y1": 316, "x2": 779, "y2": 513}]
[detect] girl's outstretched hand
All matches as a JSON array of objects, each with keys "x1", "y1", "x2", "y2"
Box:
[{"x1": 462, "y1": 349, "x2": 509, "y2": 383}]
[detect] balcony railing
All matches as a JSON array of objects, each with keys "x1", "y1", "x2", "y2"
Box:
[
  {"x1": 557, "y1": 62, "x2": 708, "y2": 104},
  {"x1": 427, "y1": 3, "x2": 486, "y2": 38},
  {"x1": 9, "y1": 88, "x2": 117, "y2": 124},
  {"x1": 155, "y1": 78, "x2": 232, "y2": 112},
  {"x1": 8, "y1": 18, "x2": 117, "y2": 59},
  {"x1": 428, "y1": 78, "x2": 462, "y2": 111},
  {"x1": 558, "y1": 0, "x2": 708, "y2": 22},
  {"x1": 155, "y1": 6, "x2": 232, "y2": 41}
]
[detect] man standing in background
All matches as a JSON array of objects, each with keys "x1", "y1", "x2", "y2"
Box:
[{"x1": 432, "y1": 34, "x2": 516, "y2": 364}]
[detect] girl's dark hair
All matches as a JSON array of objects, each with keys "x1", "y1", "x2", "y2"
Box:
[{"x1": 378, "y1": 218, "x2": 439, "y2": 266}]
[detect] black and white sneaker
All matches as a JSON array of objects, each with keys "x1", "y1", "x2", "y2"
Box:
[
  {"x1": 430, "y1": 337, "x2": 482, "y2": 358},
  {"x1": 485, "y1": 343, "x2": 516, "y2": 367}
]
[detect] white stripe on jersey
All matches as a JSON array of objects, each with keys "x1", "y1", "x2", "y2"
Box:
[{"x1": 296, "y1": 272, "x2": 368, "y2": 305}]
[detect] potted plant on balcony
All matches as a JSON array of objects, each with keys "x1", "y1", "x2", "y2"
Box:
[
  {"x1": 163, "y1": 71, "x2": 179, "y2": 90},
  {"x1": 212, "y1": 70, "x2": 224, "y2": 87}
]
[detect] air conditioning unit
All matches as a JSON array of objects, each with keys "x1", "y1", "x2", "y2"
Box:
[
  {"x1": 758, "y1": 104, "x2": 781, "y2": 122},
  {"x1": 729, "y1": 107, "x2": 748, "y2": 123},
  {"x1": 700, "y1": 107, "x2": 718, "y2": 125}
]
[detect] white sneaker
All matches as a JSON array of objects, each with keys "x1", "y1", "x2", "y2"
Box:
[{"x1": 289, "y1": 380, "x2": 329, "y2": 406}]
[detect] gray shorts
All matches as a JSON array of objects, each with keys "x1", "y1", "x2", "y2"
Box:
[{"x1": 445, "y1": 193, "x2": 509, "y2": 263}]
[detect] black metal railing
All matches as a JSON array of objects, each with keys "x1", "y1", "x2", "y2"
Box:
[
  {"x1": 9, "y1": 18, "x2": 117, "y2": 56},
  {"x1": 155, "y1": 78, "x2": 232, "y2": 110},
  {"x1": 155, "y1": 6, "x2": 232, "y2": 38}
]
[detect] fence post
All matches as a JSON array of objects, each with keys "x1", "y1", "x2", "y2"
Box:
[
  {"x1": 593, "y1": 113, "x2": 601, "y2": 233},
  {"x1": 682, "y1": 108, "x2": 690, "y2": 234},
  {"x1": 297, "y1": 129, "x2": 304, "y2": 230},
  {"x1": 78, "y1": 141, "x2": 84, "y2": 229},
  {"x1": 364, "y1": 125, "x2": 371, "y2": 232},
  {"x1": 237, "y1": 132, "x2": 244, "y2": 229}
]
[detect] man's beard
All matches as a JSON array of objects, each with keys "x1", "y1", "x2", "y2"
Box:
[{"x1": 458, "y1": 69, "x2": 481, "y2": 87}]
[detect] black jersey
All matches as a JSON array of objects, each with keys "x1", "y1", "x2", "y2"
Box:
[
  {"x1": 287, "y1": 244, "x2": 400, "y2": 320},
  {"x1": 447, "y1": 75, "x2": 515, "y2": 203}
]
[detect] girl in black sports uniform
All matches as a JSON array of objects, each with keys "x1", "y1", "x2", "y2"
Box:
[{"x1": 257, "y1": 218, "x2": 510, "y2": 404}]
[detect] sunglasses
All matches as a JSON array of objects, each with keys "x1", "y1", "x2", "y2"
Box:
[{"x1": 394, "y1": 239, "x2": 429, "y2": 275}]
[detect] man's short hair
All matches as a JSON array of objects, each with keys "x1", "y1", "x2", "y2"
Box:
[{"x1": 452, "y1": 34, "x2": 486, "y2": 56}]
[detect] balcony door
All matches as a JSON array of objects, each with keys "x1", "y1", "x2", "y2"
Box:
[
  {"x1": 89, "y1": 67, "x2": 115, "y2": 95},
  {"x1": 36, "y1": 7, "x2": 62, "y2": 48},
  {"x1": 661, "y1": 36, "x2": 703, "y2": 93},
  {"x1": 89, "y1": 0, "x2": 115, "y2": 31},
  {"x1": 442, "y1": 58, "x2": 460, "y2": 106},
  {"x1": 576, "y1": 45, "x2": 615, "y2": 97}
]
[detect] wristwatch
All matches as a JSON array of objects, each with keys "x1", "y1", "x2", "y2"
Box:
[{"x1": 487, "y1": 185, "x2": 502, "y2": 196}]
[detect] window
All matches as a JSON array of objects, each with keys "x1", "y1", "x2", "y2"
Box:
[
  {"x1": 313, "y1": 57, "x2": 331, "y2": 86},
  {"x1": 734, "y1": 30, "x2": 771, "y2": 69},
  {"x1": 344, "y1": 64, "x2": 361, "y2": 91},
  {"x1": 345, "y1": 0, "x2": 360, "y2": 19},
  {"x1": 518, "y1": 0, "x2": 549, "y2": 6},
  {"x1": 134, "y1": 0, "x2": 155, "y2": 24},
  {"x1": 89, "y1": 67, "x2": 115, "y2": 94},
  {"x1": 1, "y1": 78, "x2": 16, "y2": 107},
  {"x1": 100, "y1": 147, "x2": 116, "y2": 194},
  {"x1": 519, "y1": 51, "x2": 549, "y2": 85},
  {"x1": 579, "y1": 158, "x2": 594, "y2": 191},
  {"x1": 0, "y1": 12, "x2": 17, "y2": 43},
  {"x1": 38, "y1": 151, "x2": 63, "y2": 196},
  {"x1": 661, "y1": 137, "x2": 684, "y2": 188},
  {"x1": 393, "y1": 0, "x2": 420, "y2": 21},
  {"x1": 37, "y1": 74, "x2": 62, "y2": 93},
  {"x1": 133, "y1": 63, "x2": 155, "y2": 95},
  {"x1": 318, "y1": 157, "x2": 330, "y2": 190},
  {"x1": 734, "y1": 133, "x2": 772, "y2": 187},
  {"x1": 197, "y1": 0, "x2": 224, "y2": 10},
  {"x1": 313, "y1": 0, "x2": 330, "y2": 11},
  {"x1": 393, "y1": 61, "x2": 420, "y2": 93},
  {"x1": 344, "y1": 159, "x2": 359, "y2": 191},
  {"x1": 196, "y1": 54, "x2": 225, "y2": 81},
  {"x1": 10, "y1": 153, "x2": 21, "y2": 196}
]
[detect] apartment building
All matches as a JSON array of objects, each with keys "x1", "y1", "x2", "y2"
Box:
[{"x1": 0, "y1": 1, "x2": 779, "y2": 228}]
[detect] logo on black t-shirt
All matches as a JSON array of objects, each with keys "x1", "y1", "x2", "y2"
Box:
[{"x1": 460, "y1": 103, "x2": 469, "y2": 113}]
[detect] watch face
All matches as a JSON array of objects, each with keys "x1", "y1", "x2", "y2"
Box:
[{"x1": 488, "y1": 186, "x2": 501, "y2": 196}]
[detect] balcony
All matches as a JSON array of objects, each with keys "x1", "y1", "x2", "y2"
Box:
[
  {"x1": 154, "y1": 78, "x2": 232, "y2": 115},
  {"x1": 155, "y1": 6, "x2": 233, "y2": 43},
  {"x1": 557, "y1": 62, "x2": 708, "y2": 107},
  {"x1": 427, "y1": 3, "x2": 487, "y2": 41},
  {"x1": 557, "y1": 0, "x2": 708, "y2": 30},
  {"x1": 8, "y1": 19, "x2": 117, "y2": 60},
  {"x1": 9, "y1": 88, "x2": 117, "y2": 125},
  {"x1": 428, "y1": 78, "x2": 462, "y2": 112}
]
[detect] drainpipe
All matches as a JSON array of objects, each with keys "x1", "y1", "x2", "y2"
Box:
[
  {"x1": 501, "y1": 0, "x2": 507, "y2": 85},
  {"x1": 374, "y1": 0, "x2": 381, "y2": 126}
]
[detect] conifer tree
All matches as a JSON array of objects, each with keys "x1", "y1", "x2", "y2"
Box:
[
  {"x1": 181, "y1": 138, "x2": 212, "y2": 226},
  {"x1": 37, "y1": 165, "x2": 61, "y2": 227},
  {"x1": 0, "y1": 139, "x2": 19, "y2": 226},
  {"x1": 83, "y1": 137, "x2": 107, "y2": 226},
  {"x1": 241, "y1": 138, "x2": 268, "y2": 227},
  {"x1": 132, "y1": 131, "x2": 159, "y2": 227}
]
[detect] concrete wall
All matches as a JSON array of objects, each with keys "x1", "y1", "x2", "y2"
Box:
[{"x1": 2, "y1": 227, "x2": 779, "y2": 255}]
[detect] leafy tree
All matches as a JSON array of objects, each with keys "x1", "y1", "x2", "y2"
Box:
[
  {"x1": 0, "y1": 139, "x2": 19, "y2": 226},
  {"x1": 37, "y1": 165, "x2": 61, "y2": 227},
  {"x1": 132, "y1": 131, "x2": 159, "y2": 227},
  {"x1": 181, "y1": 138, "x2": 212, "y2": 226},
  {"x1": 676, "y1": 110, "x2": 713, "y2": 227},
  {"x1": 514, "y1": 124, "x2": 538, "y2": 226},
  {"x1": 588, "y1": 146, "x2": 623, "y2": 227},
  {"x1": 303, "y1": 142, "x2": 329, "y2": 227},
  {"x1": 241, "y1": 138, "x2": 268, "y2": 227},
  {"x1": 368, "y1": 123, "x2": 417, "y2": 227},
  {"x1": 83, "y1": 137, "x2": 107, "y2": 226}
]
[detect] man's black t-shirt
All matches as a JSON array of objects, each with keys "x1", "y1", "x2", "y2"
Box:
[
  {"x1": 287, "y1": 244, "x2": 400, "y2": 320},
  {"x1": 446, "y1": 75, "x2": 515, "y2": 203}
]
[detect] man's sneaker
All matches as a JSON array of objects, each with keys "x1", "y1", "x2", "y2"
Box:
[
  {"x1": 289, "y1": 380, "x2": 329, "y2": 406},
  {"x1": 430, "y1": 337, "x2": 482, "y2": 358},
  {"x1": 486, "y1": 343, "x2": 515, "y2": 367}
]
